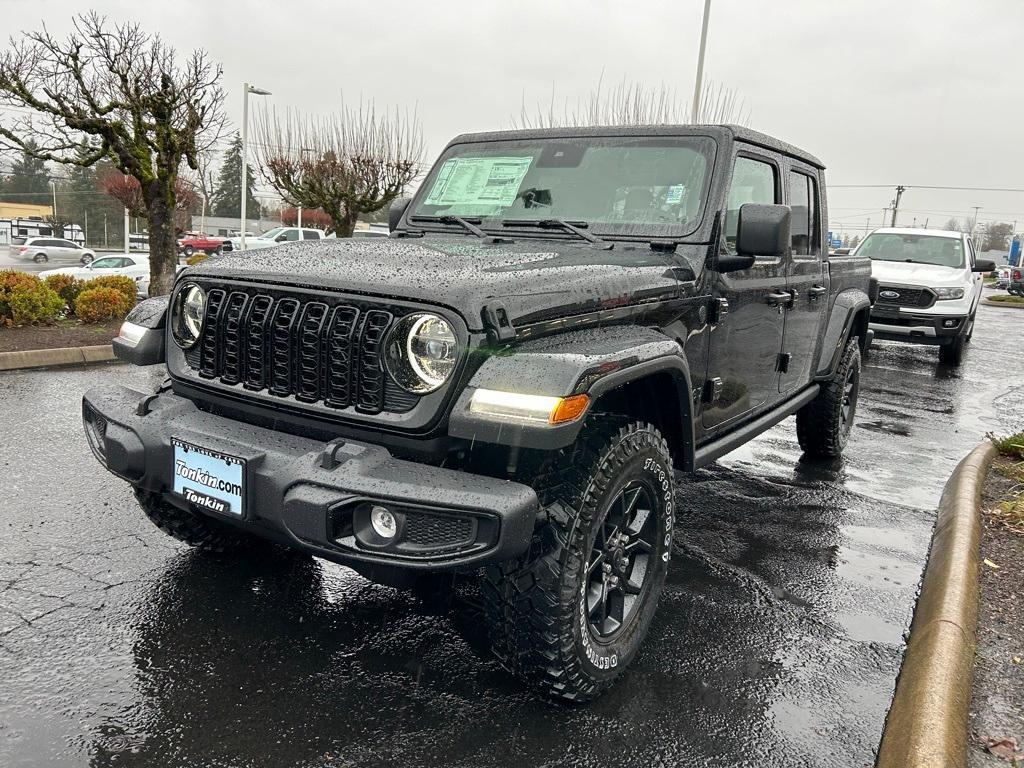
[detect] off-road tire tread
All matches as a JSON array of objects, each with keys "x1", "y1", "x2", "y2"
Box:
[
  {"x1": 481, "y1": 418, "x2": 672, "y2": 702},
  {"x1": 796, "y1": 337, "x2": 860, "y2": 458}
]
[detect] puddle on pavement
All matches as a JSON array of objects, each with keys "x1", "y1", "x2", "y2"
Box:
[
  {"x1": 834, "y1": 545, "x2": 921, "y2": 589},
  {"x1": 834, "y1": 611, "x2": 906, "y2": 645}
]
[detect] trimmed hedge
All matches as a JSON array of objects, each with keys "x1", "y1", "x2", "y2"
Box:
[
  {"x1": 44, "y1": 273, "x2": 85, "y2": 309},
  {"x1": 82, "y1": 275, "x2": 137, "y2": 306},
  {"x1": 75, "y1": 286, "x2": 135, "y2": 323},
  {"x1": 0, "y1": 270, "x2": 65, "y2": 325}
]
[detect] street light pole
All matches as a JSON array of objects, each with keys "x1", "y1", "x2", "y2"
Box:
[
  {"x1": 240, "y1": 82, "x2": 272, "y2": 251},
  {"x1": 691, "y1": 0, "x2": 712, "y2": 124},
  {"x1": 50, "y1": 180, "x2": 57, "y2": 218}
]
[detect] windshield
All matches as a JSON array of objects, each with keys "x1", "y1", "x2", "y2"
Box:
[
  {"x1": 410, "y1": 136, "x2": 716, "y2": 238},
  {"x1": 858, "y1": 233, "x2": 965, "y2": 268},
  {"x1": 259, "y1": 227, "x2": 284, "y2": 239}
]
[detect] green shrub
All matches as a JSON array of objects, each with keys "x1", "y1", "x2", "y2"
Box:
[
  {"x1": 44, "y1": 273, "x2": 85, "y2": 310},
  {"x1": 75, "y1": 286, "x2": 134, "y2": 323},
  {"x1": 82, "y1": 275, "x2": 137, "y2": 307},
  {"x1": 992, "y1": 432, "x2": 1024, "y2": 459},
  {"x1": 0, "y1": 270, "x2": 52, "y2": 324},
  {"x1": 6, "y1": 280, "x2": 66, "y2": 325}
]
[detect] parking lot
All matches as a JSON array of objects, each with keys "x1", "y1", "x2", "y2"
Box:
[{"x1": 1, "y1": 301, "x2": 1022, "y2": 768}]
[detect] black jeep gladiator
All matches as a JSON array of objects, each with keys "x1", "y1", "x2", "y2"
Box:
[{"x1": 84, "y1": 125, "x2": 872, "y2": 701}]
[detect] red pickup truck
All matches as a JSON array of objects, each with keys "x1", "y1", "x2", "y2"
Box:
[{"x1": 177, "y1": 233, "x2": 227, "y2": 257}]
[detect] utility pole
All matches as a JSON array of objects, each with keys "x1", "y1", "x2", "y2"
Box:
[
  {"x1": 124, "y1": 208, "x2": 129, "y2": 254},
  {"x1": 970, "y1": 206, "x2": 981, "y2": 239},
  {"x1": 865, "y1": 218, "x2": 870, "y2": 235},
  {"x1": 890, "y1": 185, "x2": 906, "y2": 227},
  {"x1": 691, "y1": 0, "x2": 712, "y2": 123}
]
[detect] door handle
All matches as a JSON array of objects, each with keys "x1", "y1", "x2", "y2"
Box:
[
  {"x1": 766, "y1": 291, "x2": 793, "y2": 307},
  {"x1": 808, "y1": 285, "x2": 828, "y2": 301}
]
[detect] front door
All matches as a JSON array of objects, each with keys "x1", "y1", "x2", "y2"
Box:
[
  {"x1": 702, "y1": 152, "x2": 789, "y2": 431},
  {"x1": 779, "y1": 166, "x2": 827, "y2": 393}
]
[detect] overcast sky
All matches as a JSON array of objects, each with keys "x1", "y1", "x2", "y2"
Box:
[{"x1": 4, "y1": 0, "x2": 1023, "y2": 239}]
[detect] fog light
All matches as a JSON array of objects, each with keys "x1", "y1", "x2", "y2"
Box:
[
  {"x1": 370, "y1": 505, "x2": 398, "y2": 539},
  {"x1": 943, "y1": 319, "x2": 958, "y2": 328}
]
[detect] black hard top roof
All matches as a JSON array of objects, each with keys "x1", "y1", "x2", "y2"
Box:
[{"x1": 447, "y1": 124, "x2": 825, "y2": 170}]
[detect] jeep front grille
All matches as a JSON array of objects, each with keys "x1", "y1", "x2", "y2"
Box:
[{"x1": 184, "y1": 287, "x2": 420, "y2": 415}]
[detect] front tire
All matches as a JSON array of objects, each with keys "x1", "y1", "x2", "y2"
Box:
[
  {"x1": 34, "y1": 252, "x2": 48, "y2": 263},
  {"x1": 183, "y1": 245, "x2": 194, "y2": 257},
  {"x1": 483, "y1": 419, "x2": 675, "y2": 702},
  {"x1": 939, "y1": 333, "x2": 966, "y2": 366},
  {"x1": 797, "y1": 337, "x2": 861, "y2": 458},
  {"x1": 80, "y1": 252, "x2": 94, "y2": 265}
]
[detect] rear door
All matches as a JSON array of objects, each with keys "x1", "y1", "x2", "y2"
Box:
[
  {"x1": 779, "y1": 165, "x2": 827, "y2": 393},
  {"x1": 702, "y1": 151, "x2": 789, "y2": 431}
]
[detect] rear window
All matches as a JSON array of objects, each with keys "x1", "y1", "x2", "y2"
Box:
[{"x1": 857, "y1": 233, "x2": 964, "y2": 268}]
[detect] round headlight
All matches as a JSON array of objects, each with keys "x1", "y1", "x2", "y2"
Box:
[
  {"x1": 385, "y1": 313, "x2": 458, "y2": 393},
  {"x1": 172, "y1": 283, "x2": 206, "y2": 348}
]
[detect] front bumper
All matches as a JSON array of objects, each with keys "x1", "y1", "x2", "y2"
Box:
[
  {"x1": 82, "y1": 384, "x2": 538, "y2": 570},
  {"x1": 869, "y1": 308, "x2": 967, "y2": 346}
]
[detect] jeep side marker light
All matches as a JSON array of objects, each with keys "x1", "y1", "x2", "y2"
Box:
[{"x1": 469, "y1": 390, "x2": 589, "y2": 424}]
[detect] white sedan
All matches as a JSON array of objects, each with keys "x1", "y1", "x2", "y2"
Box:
[{"x1": 39, "y1": 254, "x2": 150, "y2": 282}]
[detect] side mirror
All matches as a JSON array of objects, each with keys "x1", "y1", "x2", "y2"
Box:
[
  {"x1": 834, "y1": 247, "x2": 851, "y2": 256},
  {"x1": 973, "y1": 259, "x2": 996, "y2": 273},
  {"x1": 276, "y1": 234, "x2": 287, "y2": 242},
  {"x1": 389, "y1": 197, "x2": 412, "y2": 232},
  {"x1": 736, "y1": 203, "x2": 791, "y2": 258}
]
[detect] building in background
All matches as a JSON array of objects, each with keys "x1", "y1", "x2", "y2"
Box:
[{"x1": 0, "y1": 201, "x2": 51, "y2": 219}]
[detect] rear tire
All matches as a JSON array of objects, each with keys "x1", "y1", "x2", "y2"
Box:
[
  {"x1": 482, "y1": 419, "x2": 675, "y2": 702},
  {"x1": 939, "y1": 334, "x2": 966, "y2": 366},
  {"x1": 183, "y1": 245, "x2": 194, "y2": 257},
  {"x1": 80, "y1": 253, "x2": 94, "y2": 265},
  {"x1": 797, "y1": 337, "x2": 861, "y2": 458}
]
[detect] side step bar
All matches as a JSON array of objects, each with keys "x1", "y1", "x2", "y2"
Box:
[{"x1": 693, "y1": 384, "x2": 820, "y2": 469}]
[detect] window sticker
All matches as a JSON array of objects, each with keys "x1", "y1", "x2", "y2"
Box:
[
  {"x1": 665, "y1": 184, "x2": 685, "y2": 204},
  {"x1": 423, "y1": 156, "x2": 534, "y2": 209}
]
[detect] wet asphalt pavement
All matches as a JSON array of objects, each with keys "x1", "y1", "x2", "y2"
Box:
[{"x1": 2, "y1": 300, "x2": 1023, "y2": 768}]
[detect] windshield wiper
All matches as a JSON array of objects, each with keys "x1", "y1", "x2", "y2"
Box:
[
  {"x1": 501, "y1": 219, "x2": 612, "y2": 250},
  {"x1": 409, "y1": 215, "x2": 512, "y2": 243}
]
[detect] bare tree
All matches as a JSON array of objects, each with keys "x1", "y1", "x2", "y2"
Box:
[
  {"x1": 253, "y1": 102, "x2": 423, "y2": 237},
  {"x1": 0, "y1": 13, "x2": 225, "y2": 294},
  {"x1": 513, "y1": 77, "x2": 751, "y2": 129}
]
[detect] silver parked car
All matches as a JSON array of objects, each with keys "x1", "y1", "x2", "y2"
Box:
[{"x1": 8, "y1": 236, "x2": 97, "y2": 264}]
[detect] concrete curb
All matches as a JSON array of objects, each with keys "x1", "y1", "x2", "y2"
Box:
[
  {"x1": 0, "y1": 344, "x2": 116, "y2": 372},
  {"x1": 877, "y1": 441, "x2": 998, "y2": 768},
  {"x1": 982, "y1": 298, "x2": 1024, "y2": 309}
]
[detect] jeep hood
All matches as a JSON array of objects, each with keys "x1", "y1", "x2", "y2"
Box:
[{"x1": 186, "y1": 235, "x2": 698, "y2": 330}]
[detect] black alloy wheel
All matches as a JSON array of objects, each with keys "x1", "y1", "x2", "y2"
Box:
[{"x1": 585, "y1": 481, "x2": 657, "y2": 640}]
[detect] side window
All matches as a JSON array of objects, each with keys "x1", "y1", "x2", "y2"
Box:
[
  {"x1": 61, "y1": 239, "x2": 77, "y2": 249},
  {"x1": 282, "y1": 229, "x2": 300, "y2": 241},
  {"x1": 788, "y1": 171, "x2": 819, "y2": 256},
  {"x1": 725, "y1": 156, "x2": 778, "y2": 253},
  {"x1": 303, "y1": 230, "x2": 321, "y2": 240}
]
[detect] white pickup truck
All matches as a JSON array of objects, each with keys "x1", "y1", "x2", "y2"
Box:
[
  {"x1": 223, "y1": 226, "x2": 328, "y2": 252},
  {"x1": 860, "y1": 227, "x2": 995, "y2": 366}
]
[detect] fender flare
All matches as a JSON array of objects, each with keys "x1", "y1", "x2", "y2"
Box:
[
  {"x1": 815, "y1": 288, "x2": 871, "y2": 379},
  {"x1": 448, "y1": 325, "x2": 696, "y2": 459}
]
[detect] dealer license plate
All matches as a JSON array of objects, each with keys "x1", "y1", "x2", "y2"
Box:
[{"x1": 172, "y1": 438, "x2": 246, "y2": 516}]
